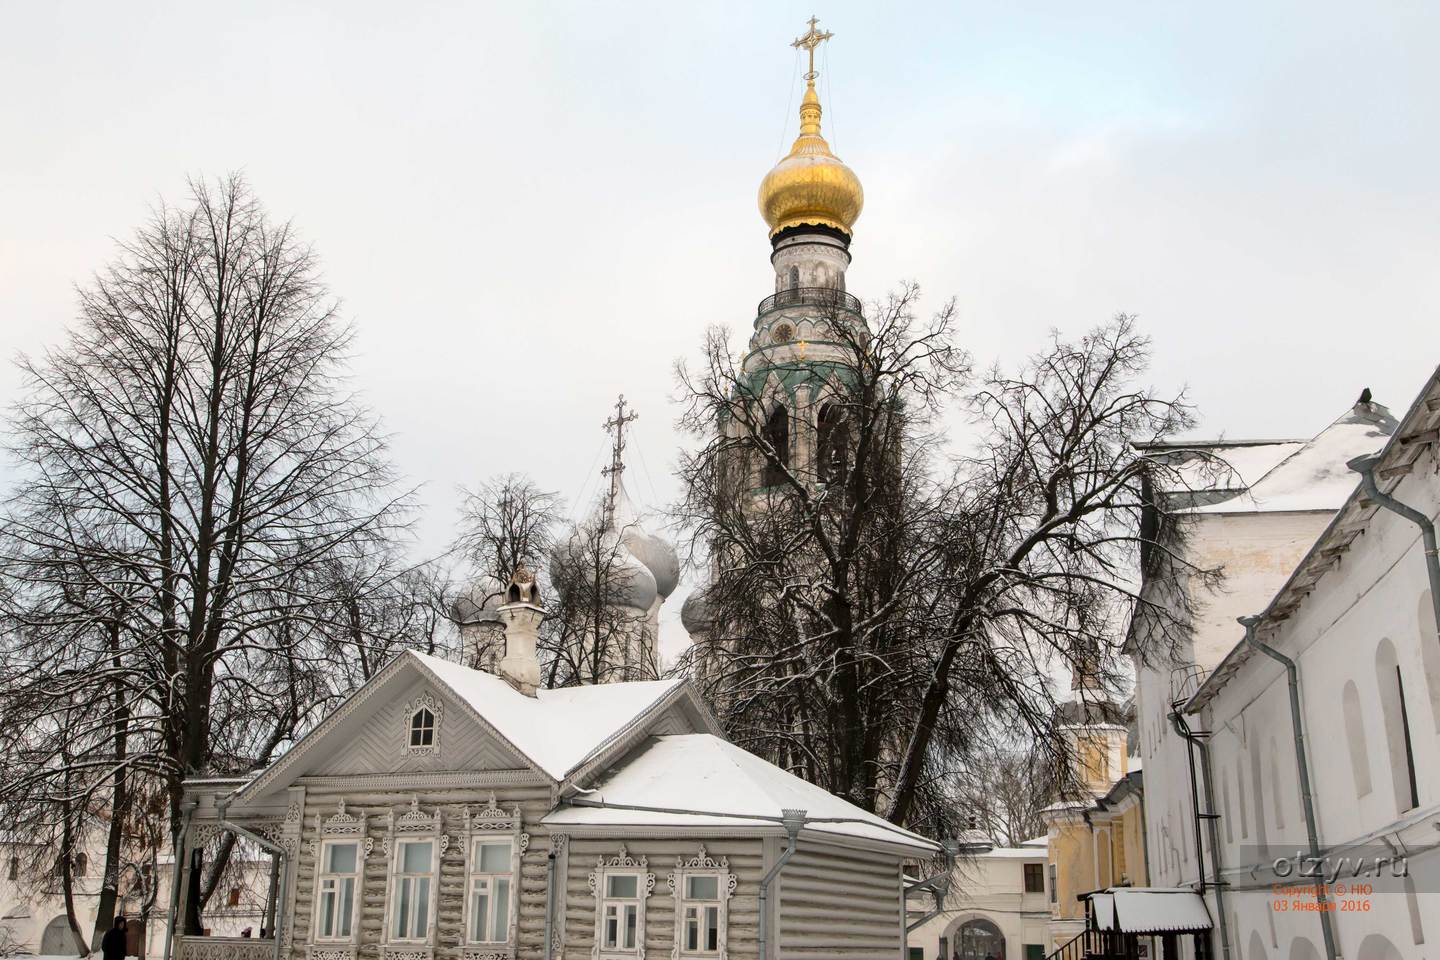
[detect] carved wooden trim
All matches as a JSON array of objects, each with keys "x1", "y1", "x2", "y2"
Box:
[
  {"x1": 403, "y1": 691, "x2": 442, "y2": 757},
  {"x1": 381, "y1": 796, "x2": 448, "y2": 952},
  {"x1": 460, "y1": 793, "x2": 527, "y2": 950},
  {"x1": 589, "y1": 845, "x2": 655, "y2": 960},
  {"x1": 667, "y1": 845, "x2": 736, "y2": 960}
]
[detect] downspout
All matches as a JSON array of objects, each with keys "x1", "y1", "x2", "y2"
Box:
[
  {"x1": 161, "y1": 802, "x2": 195, "y2": 960},
  {"x1": 757, "y1": 809, "x2": 806, "y2": 960},
  {"x1": 543, "y1": 843, "x2": 558, "y2": 960},
  {"x1": 1239, "y1": 616, "x2": 1339, "y2": 960},
  {"x1": 904, "y1": 840, "x2": 959, "y2": 933},
  {"x1": 1169, "y1": 712, "x2": 1231, "y2": 960},
  {"x1": 1350, "y1": 453, "x2": 1440, "y2": 646}
]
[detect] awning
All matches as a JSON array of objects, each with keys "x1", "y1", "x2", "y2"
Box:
[
  {"x1": 1091, "y1": 893, "x2": 1115, "y2": 931},
  {"x1": 1111, "y1": 888, "x2": 1212, "y2": 934}
]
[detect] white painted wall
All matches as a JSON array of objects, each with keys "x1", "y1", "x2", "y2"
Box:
[
  {"x1": 908, "y1": 847, "x2": 1050, "y2": 960},
  {"x1": 1197, "y1": 440, "x2": 1440, "y2": 960}
]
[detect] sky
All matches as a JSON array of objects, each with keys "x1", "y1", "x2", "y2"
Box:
[{"x1": 2, "y1": 1, "x2": 1438, "y2": 659}]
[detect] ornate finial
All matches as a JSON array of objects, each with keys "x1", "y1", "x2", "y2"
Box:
[
  {"x1": 601, "y1": 395, "x2": 639, "y2": 528},
  {"x1": 791, "y1": 16, "x2": 833, "y2": 84}
]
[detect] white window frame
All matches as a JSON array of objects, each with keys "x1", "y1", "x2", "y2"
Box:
[
  {"x1": 404, "y1": 693, "x2": 442, "y2": 757},
  {"x1": 589, "y1": 846, "x2": 654, "y2": 960},
  {"x1": 668, "y1": 846, "x2": 736, "y2": 960},
  {"x1": 460, "y1": 794, "x2": 529, "y2": 958},
  {"x1": 314, "y1": 839, "x2": 363, "y2": 942},
  {"x1": 306, "y1": 800, "x2": 370, "y2": 959},
  {"x1": 381, "y1": 796, "x2": 447, "y2": 960}
]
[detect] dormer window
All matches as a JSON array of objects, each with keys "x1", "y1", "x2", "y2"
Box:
[
  {"x1": 403, "y1": 693, "x2": 442, "y2": 756},
  {"x1": 409, "y1": 708, "x2": 435, "y2": 749}
]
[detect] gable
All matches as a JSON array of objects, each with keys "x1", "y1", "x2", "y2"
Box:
[{"x1": 308, "y1": 674, "x2": 530, "y2": 777}]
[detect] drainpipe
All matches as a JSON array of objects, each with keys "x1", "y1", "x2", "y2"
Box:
[
  {"x1": 904, "y1": 839, "x2": 959, "y2": 933},
  {"x1": 1169, "y1": 712, "x2": 1231, "y2": 960},
  {"x1": 757, "y1": 809, "x2": 806, "y2": 960},
  {"x1": 1239, "y1": 615, "x2": 1339, "y2": 960},
  {"x1": 1350, "y1": 453, "x2": 1440, "y2": 646},
  {"x1": 161, "y1": 802, "x2": 196, "y2": 960},
  {"x1": 543, "y1": 841, "x2": 558, "y2": 960}
]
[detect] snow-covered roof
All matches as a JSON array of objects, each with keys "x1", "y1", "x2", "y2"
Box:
[
  {"x1": 1142, "y1": 439, "x2": 1304, "y2": 498},
  {"x1": 1187, "y1": 373, "x2": 1440, "y2": 711},
  {"x1": 543, "y1": 734, "x2": 938, "y2": 855},
  {"x1": 411, "y1": 652, "x2": 688, "y2": 780},
  {"x1": 1110, "y1": 888, "x2": 1211, "y2": 933},
  {"x1": 1191, "y1": 401, "x2": 1395, "y2": 514},
  {"x1": 980, "y1": 846, "x2": 1047, "y2": 859},
  {"x1": 232, "y1": 650, "x2": 714, "y2": 803}
]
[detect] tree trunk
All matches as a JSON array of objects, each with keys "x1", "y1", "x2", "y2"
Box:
[{"x1": 91, "y1": 620, "x2": 130, "y2": 950}]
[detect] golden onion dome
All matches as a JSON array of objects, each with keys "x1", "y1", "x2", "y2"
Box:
[{"x1": 758, "y1": 80, "x2": 864, "y2": 238}]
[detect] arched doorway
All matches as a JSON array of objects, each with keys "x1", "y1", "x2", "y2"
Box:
[
  {"x1": 952, "y1": 917, "x2": 1005, "y2": 960},
  {"x1": 41, "y1": 914, "x2": 82, "y2": 955},
  {"x1": 1355, "y1": 934, "x2": 1403, "y2": 960}
]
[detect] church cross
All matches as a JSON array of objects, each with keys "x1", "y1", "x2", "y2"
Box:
[
  {"x1": 791, "y1": 15, "x2": 833, "y2": 82},
  {"x1": 601, "y1": 394, "x2": 639, "y2": 525}
]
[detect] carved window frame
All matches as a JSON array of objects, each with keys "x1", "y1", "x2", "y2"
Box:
[
  {"x1": 307, "y1": 801, "x2": 371, "y2": 958},
  {"x1": 381, "y1": 796, "x2": 448, "y2": 960},
  {"x1": 667, "y1": 846, "x2": 735, "y2": 960},
  {"x1": 404, "y1": 692, "x2": 442, "y2": 757},
  {"x1": 590, "y1": 845, "x2": 655, "y2": 960},
  {"x1": 460, "y1": 794, "x2": 529, "y2": 960}
]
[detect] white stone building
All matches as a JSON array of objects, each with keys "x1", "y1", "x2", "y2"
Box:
[
  {"x1": 1179, "y1": 368, "x2": 1440, "y2": 960},
  {"x1": 907, "y1": 837, "x2": 1050, "y2": 960},
  {"x1": 1126, "y1": 392, "x2": 1399, "y2": 960}
]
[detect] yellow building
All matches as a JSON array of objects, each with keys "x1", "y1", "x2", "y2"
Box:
[{"x1": 1041, "y1": 696, "x2": 1148, "y2": 953}]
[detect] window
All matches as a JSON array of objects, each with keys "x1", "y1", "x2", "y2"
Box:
[
  {"x1": 466, "y1": 839, "x2": 513, "y2": 944},
  {"x1": 403, "y1": 693, "x2": 442, "y2": 755},
  {"x1": 391, "y1": 840, "x2": 434, "y2": 941},
  {"x1": 816, "y1": 403, "x2": 850, "y2": 485},
  {"x1": 1023, "y1": 862, "x2": 1044, "y2": 893},
  {"x1": 788, "y1": 266, "x2": 799, "y2": 290},
  {"x1": 1047, "y1": 863, "x2": 1057, "y2": 903},
  {"x1": 681, "y1": 875, "x2": 721, "y2": 953},
  {"x1": 591, "y1": 847, "x2": 653, "y2": 959},
  {"x1": 316, "y1": 841, "x2": 360, "y2": 941},
  {"x1": 604, "y1": 874, "x2": 642, "y2": 951},
  {"x1": 1376, "y1": 639, "x2": 1420, "y2": 813},
  {"x1": 409, "y1": 708, "x2": 435, "y2": 749},
  {"x1": 669, "y1": 846, "x2": 735, "y2": 958},
  {"x1": 761, "y1": 405, "x2": 790, "y2": 486},
  {"x1": 1342, "y1": 680, "x2": 1373, "y2": 797},
  {"x1": 7, "y1": 856, "x2": 16, "y2": 881},
  {"x1": 73, "y1": 852, "x2": 87, "y2": 877}
]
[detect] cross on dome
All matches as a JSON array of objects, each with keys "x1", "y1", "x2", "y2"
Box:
[{"x1": 791, "y1": 16, "x2": 833, "y2": 82}]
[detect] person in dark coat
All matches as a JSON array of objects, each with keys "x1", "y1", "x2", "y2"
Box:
[{"x1": 101, "y1": 916, "x2": 128, "y2": 960}]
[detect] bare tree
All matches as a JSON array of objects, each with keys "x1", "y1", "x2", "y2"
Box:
[
  {"x1": 676, "y1": 287, "x2": 1203, "y2": 834},
  {"x1": 0, "y1": 175, "x2": 411, "y2": 916}
]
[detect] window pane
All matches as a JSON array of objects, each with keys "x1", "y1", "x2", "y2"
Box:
[
  {"x1": 685, "y1": 910, "x2": 698, "y2": 951},
  {"x1": 478, "y1": 840, "x2": 512, "y2": 872},
  {"x1": 605, "y1": 907, "x2": 619, "y2": 948},
  {"x1": 607, "y1": 874, "x2": 638, "y2": 898},
  {"x1": 326, "y1": 842, "x2": 358, "y2": 874},
  {"x1": 395, "y1": 879, "x2": 411, "y2": 937},
  {"x1": 624, "y1": 904, "x2": 637, "y2": 949},
  {"x1": 402, "y1": 841, "x2": 433, "y2": 873},
  {"x1": 338, "y1": 878, "x2": 354, "y2": 937},
  {"x1": 471, "y1": 884, "x2": 490, "y2": 941},
  {"x1": 492, "y1": 876, "x2": 511, "y2": 937},
  {"x1": 319, "y1": 889, "x2": 336, "y2": 937},
  {"x1": 415, "y1": 878, "x2": 430, "y2": 937},
  {"x1": 687, "y1": 875, "x2": 719, "y2": 900},
  {"x1": 705, "y1": 906, "x2": 719, "y2": 951}
]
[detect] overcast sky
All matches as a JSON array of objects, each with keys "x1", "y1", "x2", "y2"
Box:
[{"x1": 3, "y1": 1, "x2": 1437, "y2": 658}]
